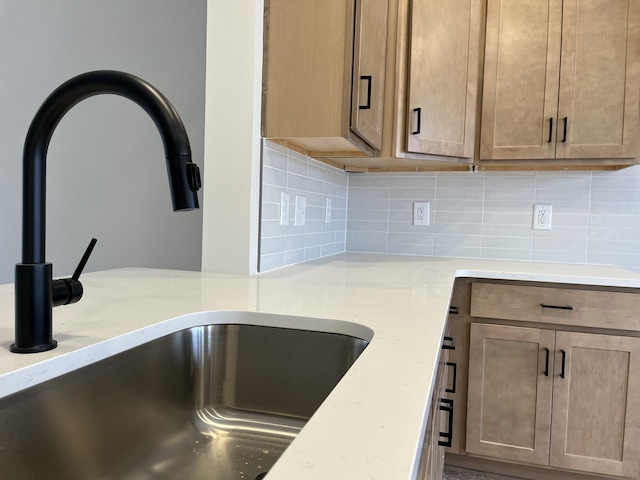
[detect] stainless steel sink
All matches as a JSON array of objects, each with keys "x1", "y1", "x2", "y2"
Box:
[{"x1": 0, "y1": 321, "x2": 369, "y2": 479}]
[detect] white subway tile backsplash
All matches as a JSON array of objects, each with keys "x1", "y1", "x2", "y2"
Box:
[
  {"x1": 435, "y1": 199, "x2": 483, "y2": 213},
  {"x1": 389, "y1": 243, "x2": 434, "y2": 256},
  {"x1": 348, "y1": 198, "x2": 390, "y2": 210},
  {"x1": 259, "y1": 140, "x2": 348, "y2": 272},
  {"x1": 534, "y1": 189, "x2": 591, "y2": 203},
  {"x1": 261, "y1": 143, "x2": 640, "y2": 274},
  {"x1": 483, "y1": 212, "x2": 532, "y2": 226},
  {"x1": 346, "y1": 241, "x2": 388, "y2": 253},
  {"x1": 589, "y1": 227, "x2": 640, "y2": 242},
  {"x1": 390, "y1": 187, "x2": 436, "y2": 200},
  {"x1": 434, "y1": 245, "x2": 481, "y2": 258},
  {"x1": 481, "y1": 223, "x2": 531, "y2": 237},
  {"x1": 262, "y1": 152, "x2": 287, "y2": 172},
  {"x1": 437, "y1": 188, "x2": 484, "y2": 201},
  {"x1": 437, "y1": 223, "x2": 483, "y2": 235},
  {"x1": 588, "y1": 239, "x2": 640, "y2": 255},
  {"x1": 347, "y1": 220, "x2": 389, "y2": 232},
  {"x1": 483, "y1": 201, "x2": 532, "y2": 213},
  {"x1": 436, "y1": 211, "x2": 484, "y2": 224},
  {"x1": 482, "y1": 247, "x2": 532, "y2": 261},
  {"x1": 436, "y1": 175, "x2": 484, "y2": 188},
  {"x1": 533, "y1": 236, "x2": 588, "y2": 253},
  {"x1": 533, "y1": 249, "x2": 586, "y2": 264},
  {"x1": 588, "y1": 252, "x2": 640, "y2": 269},
  {"x1": 482, "y1": 236, "x2": 533, "y2": 250},
  {"x1": 547, "y1": 214, "x2": 588, "y2": 228},
  {"x1": 389, "y1": 232, "x2": 434, "y2": 246},
  {"x1": 260, "y1": 252, "x2": 285, "y2": 271},
  {"x1": 484, "y1": 175, "x2": 535, "y2": 189},
  {"x1": 345, "y1": 166, "x2": 640, "y2": 273},
  {"x1": 284, "y1": 248, "x2": 305, "y2": 265},
  {"x1": 262, "y1": 166, "x2": 288, "y2": 187},
  {"x1": 389, "y1": 176, "x2": 436, "y2": 188},
  {"x1": 435, "y1": 234, "x2": 482, "y2": 248},
  {"x1": 590, "y1": 214, "x2": 640, "y2": 228}
]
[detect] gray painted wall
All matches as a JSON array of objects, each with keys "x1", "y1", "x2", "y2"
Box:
[{"x1": 0, "y1": 1, "x2": 206, "y2": 285}]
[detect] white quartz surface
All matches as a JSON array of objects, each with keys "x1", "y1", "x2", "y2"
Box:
[{"x1": 1, "y1": 253, "x2": 639, "y2": 479}]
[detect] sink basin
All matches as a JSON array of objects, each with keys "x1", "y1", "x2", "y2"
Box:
[{"x1": 0, "y1": 318, "x2": 370, "y2": 479}]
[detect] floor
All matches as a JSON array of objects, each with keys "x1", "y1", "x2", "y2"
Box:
[{"x1": 443, "y1": 467, "x2": 522, "y2": 480}]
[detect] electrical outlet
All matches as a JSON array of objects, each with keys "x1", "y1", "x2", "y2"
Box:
[
  {"x1": 295, "y1": 195, "x2": 306, "y2": 226},
  {"x1": 533, "y1": 204, "x2": 552, "y2": 230},
  {"x1": 279, "y1": 192, "x2": 289, "y2": 226},
  {"x1": 413, "y1": 202, "x2": 430, "y2": 226},
  {"x1": 325, "y1": 198, "x2": 332, "y2": 223}
]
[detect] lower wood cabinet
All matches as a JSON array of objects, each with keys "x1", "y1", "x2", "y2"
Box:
[
  {"x1": 418, "y1": 333, "x2": 454, "y2": 479},
  {"x1": 466, "y1": 323, "x2": 640, "y2": 478}
]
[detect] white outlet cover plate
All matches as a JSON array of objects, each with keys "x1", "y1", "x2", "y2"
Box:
[
  {"x1": 295, "y1": 195, "x2": 306, "y2": 226},
  {"x1": 413, "y1": 202, "x2": 430, "y2": 226},
  {"x1": 325, "y1": 198, "x2": 332, "y2": 223},
  {"x1": 279, "y1": 192, "x2": 290, "y2": 226},
  {"x1": 533, "y1": 204, "x2": 552, "y2": 230}
]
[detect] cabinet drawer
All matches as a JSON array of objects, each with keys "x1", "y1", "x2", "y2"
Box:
[{"x1": 470, "y1": 282, "x2": 640, "y2": 330}]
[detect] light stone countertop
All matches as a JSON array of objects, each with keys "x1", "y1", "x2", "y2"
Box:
[{"x1": 1, "y1": 253, "x2": 640, "y2": 479}]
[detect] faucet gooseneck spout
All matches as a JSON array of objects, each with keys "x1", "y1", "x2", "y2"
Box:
[{"x1": 12, "y1": 70, "x2": 201, "y2": 353}]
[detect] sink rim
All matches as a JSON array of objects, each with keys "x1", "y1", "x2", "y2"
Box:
[{"x1": 0, "y1": 310, "x2": 374, "y2": 400}]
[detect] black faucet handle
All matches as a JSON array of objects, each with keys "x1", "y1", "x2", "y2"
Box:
[
  {"x1": 72, "y1": 237, "x2": 98, "y2": 280},
  {"x1": 186, "y1": 162, "x2": 201, "y2": 192},
  {"x1": 52, "y1": 238, "x2": 98, "y2": 307}
]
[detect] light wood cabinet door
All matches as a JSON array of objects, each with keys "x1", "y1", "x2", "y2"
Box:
[
  {"x1": 466, "y1": 323, "x2": 555, "y2": 465},
  {"x1": 417, "y1": 337, "x2": 449, "y2": 480},
  {"x1": 480, "y1": 0, "x2": 563, "y2": 160},
  {"x1": 350, "y1": 0, "x2": 388, "y2": 150},
  {"x1": 550, "y1": 332, "x2": 640, "y2": 478},
  {"x1": 406, "y1": 0, "x2": 482, "y2": 158},
  {"x1": 262, "y1": 0, "x2": 388, "y2": 158},
  {"x1": 480, "y1": 0, "x2": 640, "y2": 162},
  {"x1": 556, "y1": 0, "x2": 640, "y2": 159}
]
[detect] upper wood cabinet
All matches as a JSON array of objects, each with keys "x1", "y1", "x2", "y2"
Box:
[
  {"x1": 480, "y1": 0, "x2": 640, "y2": 164},
  {"x1": 405, "y1": 0, "x2": 483, "y2": 160},
  {"x1": 351, "y1": 0, "x2": 389, "y2": 150},
  {"x1": 262, "y1": 0, "x2": 388, "y2": 158}
]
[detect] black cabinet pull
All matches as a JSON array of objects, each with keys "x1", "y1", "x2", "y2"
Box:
[
  {"x1": 412, "y1": 107, "x2": 422, "y2": 134},
  {"x1": 442, "y1": 336, "x2": 456, "y2": 350},
  {"x1": 544, "y1": 347, "x2": 550, "y2": 376},
  {"x1": 438, "y1": 398, "x2": 454, "y2": 447},
  {"x1": 562, "y1": 117, "x2": 568, "y2": 142},
  {"x1": 548, "y1": 117, "x2": 553, "y2": 143},
  {"x1": 560, "y1": 349, "x2": 566, "y2": 379},
  {"x1": 359, "y1": 75, "x2": 372, "y2": 110},
  {"x1": 541, "y1": 303, "x2": 573, "y2": 311},
  {"x1": 449, "y1": 306, "x2": 459, "y2": 315},
  {"x1": 445, "y1": 362, "x2": 457, "y2": 393}
]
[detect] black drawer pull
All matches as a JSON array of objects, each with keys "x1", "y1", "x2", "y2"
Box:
[
  {"x1": 449, "y1": 306, "x2": 459, "y2": 315},
  {"x1": 445, "y1": 361, "x2": 457, "y2": 393},
  {"x1": 359, "y1": 75, "x2": 372, "y2": 110},
  {"x1": 543, "y1": 347, "x2": 550, "y2": 376},
  {"x1": 442, "y1": 336, "x2": 456, "y2": 350},
  {"x1": 438, "y1": 398, "x2": 454, "y2": 447},
  {"x1": 541, "y1": 303, "x2": 573, "y2": 311}
]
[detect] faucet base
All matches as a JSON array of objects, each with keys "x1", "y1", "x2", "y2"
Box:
[
  {"x1": 10, "y1": 340, "x2": 57, "y2": 354},
  {"x1": 13, "y1": 263, "x2": 57, "y2": 353}
]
